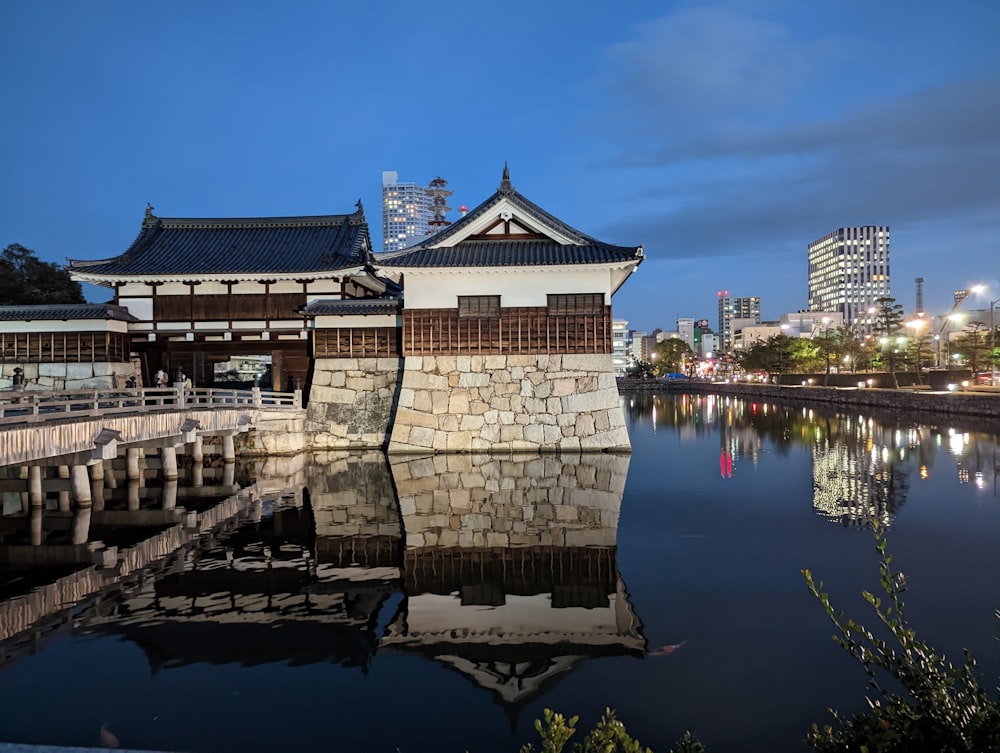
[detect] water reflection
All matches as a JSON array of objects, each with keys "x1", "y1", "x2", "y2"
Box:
[
  {"x1": 384, "y1": 454, "x2": 643, "y2": 709},
  {"x1": 1, "y1": 450, "x2": 642, "y2": 713},
  {"x1": 626, "y1": 392, "x2": 999, "y2": 524}
]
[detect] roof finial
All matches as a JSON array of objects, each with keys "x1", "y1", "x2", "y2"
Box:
[
  {"x1": 355, "y1": 198, "x2": 365, "y2": 217},
  {"x1": 499, "y1": 162, "x2": 513, "y2": 195},
  {"x1": 145, "y1": 202, "x2": 155, "y2": 219},
  {"x1": 142, "y1": 202, "x2": 157, "y2": 228}
]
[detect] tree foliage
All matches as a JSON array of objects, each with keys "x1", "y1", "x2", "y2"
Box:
[
  {"x1": 0, "y1": 243, "x2": 85, "y2": 305},
  {"x1": 652, "y1": 337, "x2": 693, "y2": 375},
  {"x1": 803, "y1": 522, "x2": 1000, "y2": 752}
]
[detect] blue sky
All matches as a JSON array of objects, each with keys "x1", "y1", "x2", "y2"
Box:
[{"x1": 1, "y1": 0, "x2": 998, "y2": 333}]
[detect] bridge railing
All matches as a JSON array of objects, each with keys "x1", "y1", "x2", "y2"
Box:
[{"x1": 0, "y1": 386, "x2": 301, "y2": 426}]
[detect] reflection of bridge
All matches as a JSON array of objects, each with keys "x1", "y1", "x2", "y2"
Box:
[{"x1": 1, "y1": 451, "x2": 645, "y2": 712}]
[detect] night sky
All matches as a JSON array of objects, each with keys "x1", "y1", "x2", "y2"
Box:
[{"x1": 2, "y1": 1, "x2": 997, "y2": 331}]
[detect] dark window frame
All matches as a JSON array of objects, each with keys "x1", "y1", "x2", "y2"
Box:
[
  {"x1": 547, "y1": 293, "x2": 605, "y2": 316},
  {"x1": 458, "y1": 295, "x2": 501, "y2": 319}
]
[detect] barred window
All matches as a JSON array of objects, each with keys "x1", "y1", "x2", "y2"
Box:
[
  {"x1": 547, "y1": 293, "x2": 604, "y2": 316},
  {"x1": 458, "y1": 295, "x2": 501, "y2": 319}
]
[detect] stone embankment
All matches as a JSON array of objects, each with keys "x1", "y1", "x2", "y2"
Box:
[
  {"x1": 618, "y1": 379, "x2": 1000, "y2": 421},
  {"x1": 388, "y1": 354, "x2": 630, "y2": 453}
]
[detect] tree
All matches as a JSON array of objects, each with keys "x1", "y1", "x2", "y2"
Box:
[
  {"x1": 952, "y1": 321, "x2": 990, "y2": 372},
  {"x1": 0, "y1": 243, "x2": 85, "y2": 305},
  {"x1": 872, "y1": 297, "x2": 905, "y2": 388},
  {"x1": 652, "y1": 337, "x2": 693, "y2": 375}
]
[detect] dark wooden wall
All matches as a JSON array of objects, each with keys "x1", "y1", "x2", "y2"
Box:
[{"x1": 402, "y1": 306, "x2": 613, "y2": 356}]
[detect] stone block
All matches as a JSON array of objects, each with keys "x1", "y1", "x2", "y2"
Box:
[
  {"x1": 575, "y1": 414, "x2": 596, "y2": 437},
  {"x1": 397, "y1": 387, "x2": 415, "y2": 408},
  {"x1": 484, "y1": 355, "x2": 506, "y2": 369},
  {"x1": 66, "y1": 363, "x2": 95, "y2": 380},
  {"x1": 407, "y1": 426, "x2": 436, "y2": 448},
  {"x1": 562, "y1": 387, "x2": 620, "y2": 413},
  {"x1": 38, "y1": 363, "x2": 64, "y2": 377},
  {"x1": 394, "y1": 407, "x2": 439, "y2": 429},
  {"x1": 448, "y1": 393, "x2": 470, "y2": 414},
  {"x1": 412, "y1": 389, "x2": 434, "y2": 413},
  {"x1": 459, "y1": 414, "x2": 485, "y2": 431}
]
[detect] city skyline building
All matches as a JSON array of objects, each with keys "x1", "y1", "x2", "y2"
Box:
[
  {"x1": 717, "y1": 293, "x2": 761, "y2": 352},
  {"x1": 808, "y1": 226, "x2": 890, "y2": 325},
  {"x1": 381, "y1": 171, "x2": 434, "y2": 253}
]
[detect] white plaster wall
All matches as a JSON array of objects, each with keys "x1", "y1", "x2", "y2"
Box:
[{"x1": 401, "y1": 268, "x2": 613, "y2": 309}]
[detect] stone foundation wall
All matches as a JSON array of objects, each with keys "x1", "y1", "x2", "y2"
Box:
[
  {"x1": 0, "y1": 361, "x2": 141, "y2": 391},
  {"x1": 387, "y1": 354, "x2": 630, "y2": 453},
  {"x1": 304, "y1": 357, "x2": 403, "y2": 450}
]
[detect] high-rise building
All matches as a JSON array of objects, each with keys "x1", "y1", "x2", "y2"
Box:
[
  {"x1": 808, "y1": 226, "x2": 890, "y2": 325},
  {"x1": 381, "y1": 171, "x2": 433, "y2": 253},
  {"x1": 717, "y1": 292, "x2": 760, "y2": 352},
  {"x1": 612, "y1": 319, "x2": 630, "y2": 376}
]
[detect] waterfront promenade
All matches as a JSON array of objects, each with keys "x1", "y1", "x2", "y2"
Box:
[{"x1": 617, "y1": 378, "x2": 1000, "y2": 423}]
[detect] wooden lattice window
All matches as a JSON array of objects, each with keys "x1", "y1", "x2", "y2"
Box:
[
  {"x1": 458, "y1": 295, "x2": 500, "y2": 319},
  {"x1": 547, "y1": 293, "x2": 604, "y2": 316}
]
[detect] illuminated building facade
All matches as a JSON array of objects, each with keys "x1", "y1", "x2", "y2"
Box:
[
  {"x1": 381, "y1": 171, "x2": 433, "y2": 252},
  {"x1": 808, "y1": 226, "x2": 890, "y2": 325},
  {"x1": 717, "y1": 293, "x2": 760, "y2": 352}
]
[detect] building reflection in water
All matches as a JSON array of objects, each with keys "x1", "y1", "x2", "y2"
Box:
[
  {"x1": 1, "y1": 449, "x2": 643, "y2": 713},
  {"x1": 383, "y1": 453, "x2": 643, "y2": 711},
  {"x1": 626, "y1": 392, "x2": 999, "y2": 525}
]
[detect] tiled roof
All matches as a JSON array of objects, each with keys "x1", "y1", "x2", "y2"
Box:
[
  {"x1": 299, "y1": 298, "x2": 402, "y2": 317},
  {"x1": 0, "y1": 303, "x2": 140, "y2": 322},
  {"x1": 69, "y1": 207, "x2": 373, "y2": 279},
  {"x1": 375, "y1": 240, "x2": 641, "y2": 268},
  {"x1": 376, "y1": 167, "x2": 642, "y2": 269}
]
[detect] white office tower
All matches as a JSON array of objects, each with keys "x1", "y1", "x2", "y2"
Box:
[
  {"x1": 808, "y1": 227, "x2": 890, "y2": 325},
  {"x1": 381, "y1": 171, "x2": 433, "y2": 253},
  {"x1": 612, "y1": 319, "x2": 629, "y2": 376},
  {"x1": 716, "y1": 294, "x2": 760, "y2": 352}
]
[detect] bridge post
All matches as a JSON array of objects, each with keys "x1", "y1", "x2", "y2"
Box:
[
  {"x1": 70, "y1": 465, "x2": 91, "y2": 507},
  {"x1": 160, "y1": 446, "x2": 179, "y2": 480},
  {"x1": 222, "y1": 433, "x2": 236, "y2": 463},
  {"x1": 29, "y1": 465, "x2": 44, "y2": 545},
  {"x1": 192, "y1": 435, "x2": 204, "y2": 463},
  {"x1": 28, "y1": 466, "x2": 43, "y2": 506},
  {"x1": 191, "y1": 463, "x2": 203, "y2": 488},
  {"x1": 126, "y1": 448, "x2": 141, "y2": 480},
  {"x1": 90, "y1": 462, "x2": 105, "y2": 511},
  {"x1": 70, "y1": 464, "x2": 92, "y2": 545}
]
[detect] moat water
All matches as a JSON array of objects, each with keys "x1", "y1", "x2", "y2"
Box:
[{"x1": 0, "y1": 392, "x2": 997, "y2": 752}]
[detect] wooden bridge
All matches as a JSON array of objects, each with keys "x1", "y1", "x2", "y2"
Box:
[{"x1": 0, "y1": 386, "x2": 305, "y2": 467}]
